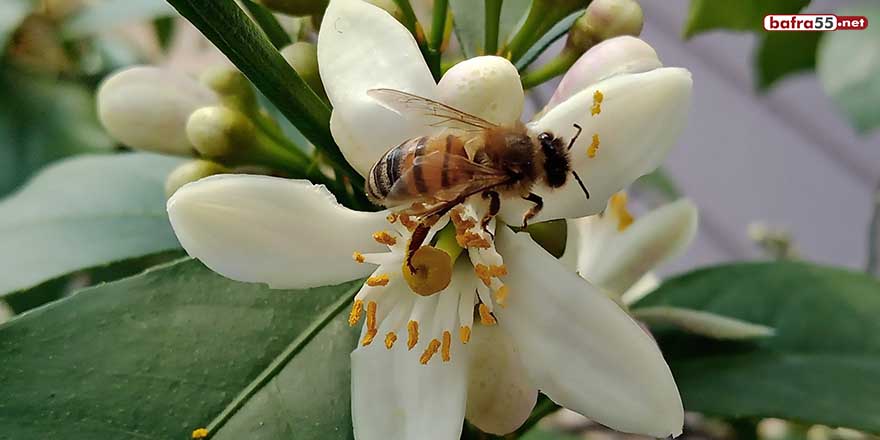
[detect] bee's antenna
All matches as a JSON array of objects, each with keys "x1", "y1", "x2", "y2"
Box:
[
  {"x1": 571, "y1": 171, "x2": 591, "y2": 200},
  {"x1": 568, "y1": 123, "x2": 583, "y2": 151}
]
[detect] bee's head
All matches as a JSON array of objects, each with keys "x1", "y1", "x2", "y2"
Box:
[{"x1": 537, "y1": 132, "x2": 570, "y2": 188}]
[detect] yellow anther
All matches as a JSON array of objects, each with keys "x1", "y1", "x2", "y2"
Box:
[
  {"x1": 348, "y1": 299, "x2": 364, "y2": 327},
  {"x1": 366, "y1": 274, "x2": 390, "y2": 287},
  {"x1": 366, "y1": 301, "x2": 378, "y2": 331},
  {"x1": 474, "y1": 264, "x2": 493, "y2": 287},
  {"x1": 419, "y1": 339, "x2": 442, "y2": 364},
  {"x1": 407, "y1": 320, "x2": 419, "y2": 350},
  {"x1": 352, "y1": 251, "x2": 365, "y2": 264},
  {"x1": 609, "y1": 192, "x2": 634, "y2": 231},
  {"x1": 459, "y1": 326, "x2": 471, "y2": 344},
  {"x1": 386, "y1": 213, "x2": 399, "y2": 224},
  {"x1": 494, "y1": 284, "x2": 509, "y2": 307},
  {"x1": 441, "y1": 331, "x2": 452, "y2": 362},
  {"x1": 587, "y1": 133, "x2": 600, "y2": 158},
  {"x1": 478, "y1": 303, "x2": 497, "y2": 325},
  {"x1": 192, "y1": 428, "x2": 209, "y2": 439},
  {"x1": 385, "y1": 332, "x2": 398, "y2": 349},
  {"x1": 372, "y1": 231, "x2": 397, "y2": 246},
  {"x1": 489, "y1": 264, "x2": 507, "y2": 277},
  {"x1": 361, "y1": 328, "x2": 378, "y2": 346},
  {"x1": 591, "y1": 90, "x2": 603, "y2": 116}
]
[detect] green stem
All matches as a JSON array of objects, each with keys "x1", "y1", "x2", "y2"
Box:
[
  {"x1": 241, "y1": 0, "x2": 292, "y2": 49},
  {"x1": 484, "y1": 0, "x2": 502, "y2": 55},
  {"x1": 502, "y1": 0, "x2": 588, "y2": 63},
  {"x1": 514, "y1": 394, "x2": 560, "y2": 436},
  {"x1": 520, "y1": 47, "x2": 580, "y2": 89},
  {"x1": 426, "y1": 0, "x2": 449, "y2": 79},
  {"x1": 392, "y1": 0, "x2": 420, "y2": 36}
]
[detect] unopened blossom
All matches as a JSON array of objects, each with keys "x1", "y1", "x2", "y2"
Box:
[
  {"x1": 565, "y1": 194, "x2": 774, "y2": 339},
  {"x1": 97, "y1": 66, "x2": 219, "y2": 156},
  {"x1": 167, "y1": 0, "x2": 693, "y2": 438}
]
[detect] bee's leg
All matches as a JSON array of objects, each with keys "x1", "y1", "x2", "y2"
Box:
[
  {"x1": 480, "y1": 191, "x2": 501, "y2": 237},
  {"x1": 521, "y1": 192, "x2": 544, "y2": 228}
]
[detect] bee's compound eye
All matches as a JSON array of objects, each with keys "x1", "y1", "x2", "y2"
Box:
[{"x1": 537, "y1": 132, "x2": 553, "y2": 142}]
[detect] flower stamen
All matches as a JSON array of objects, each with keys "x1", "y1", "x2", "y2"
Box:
[
  {"x1": 610, "y1": 193, "x2": 634, "y2": 231},
  {"x1": 588, "y1": 133, "x2": 600, "y2": 158},
  {"x1": 385, "y1": 331, "x2": 397, "y2": 349},
  {"x1": 372, "y1": 231, "x2": 397, "y2": 246},
  {"x1": 494, "y1": 284, "x2": 509, "y2": 306},
  {"x1": 348, "y1": 299, "x2": 364, "y2": 327},
  {"x1": 459, "y1": 325, "x2": 471, "y2": 344},
  {"x1": 591, "y1": 90, "x2": 603, "y2": 115},
  {"x1": 419, "y1": 339, "x2": 441, "y2": 364},
  {"x1": 366, "y1": 274, "x2": 390, "y2": 286},
  {"x1": 407, "y1": 320, "x2": 419, "y2": 350},
  {"x1": 441, "y1": 331, "x2": 452, "y2": 362},
  {"x1": 478, "y1": 303, "x2": 497, "y2": 325},
  {"x1": 352, "y1": 251, "x2": 365, "y2": 263}
]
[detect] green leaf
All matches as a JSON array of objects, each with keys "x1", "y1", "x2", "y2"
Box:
[
  {"x1": 0, "y1": 259, "x2": 360, "y2": 439},
  {"x1": 240, "y1": 0, "x2": 292, "y2": 50},
  {"x1": 450, "y1": 0, "x2": 530, "y2": 58},
  {"x1": 61, "y1": 0, "x2": 175, "y2": 39},
  {"x1": 0, "y1": 69, "x2": 115, "y2": 196},
  {"x1": 683, "y1": 0, "x2": 810, "y2": 38},
  {"x1": 0, "y1": 0, "x2": 33, "y2": 51},
  {"x1": 0, "y1": 153, "x2": 183, "y2": 297},
  {"x1": 514, "y1": 9, "x2": 583, "y2": 72},
  {"x1": 634, "y1": 262, "x2": 880, "y2": 433},
  {"x1": 755, "y1": 31, "x2": 821, "y2": 90},
  {"x1": 520, "y1": 430, "x2": 581, "y2": 440},
  {"x1": 816, "y1": 6, "x2": 880, "y2": 134}
]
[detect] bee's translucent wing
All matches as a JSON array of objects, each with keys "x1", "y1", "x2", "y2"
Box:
[
  {"x1": 385, "y1": 149, "x2": 509, "y2": 206},
  {"x1": 368, "y1": 88, "x2": 499, "y2": 132}
]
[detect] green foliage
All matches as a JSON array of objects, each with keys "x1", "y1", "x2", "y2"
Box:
[
  {"x1": 449, "y1": 0, "x2": 530, "y2": 58},
  {"x1": 0, "y1": 69, "x2": 114, "y2": 196},
  {"x1": 755, "y1": 32, "x2": 821, "y2": 90},
  {"x1": 816, "y1": 6, "x2": 880, "y2": 134},
  {"x1": 683, "y1": 0, "x2": 809, "y2": 38},
  {"x1": 0, "y1": 259, "x2": 360, "y2": 439},
  {"x1": 0, "y1": 153, "x2": 182, "y2": 297},
  {"x1": 635, "y1": 262, "x2": 880, "y2": 433},
  {"x1": 520, "y1": 430, "x2": 581, "y2": 440}
]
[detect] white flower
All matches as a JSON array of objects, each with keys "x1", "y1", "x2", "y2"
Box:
[
  {"x1": 97, "y1": 66, "x2": 219, "y2": 155},
  {"x1": 167, "y1": 0, "x2": 694, "y2": 438},
  {"x1": 565, "y1": 193, "x2": 775, "y2": 339}
]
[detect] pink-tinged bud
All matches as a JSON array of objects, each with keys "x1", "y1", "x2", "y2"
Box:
[{"x1": 545, "y1": 36, "x2": 661, "y2": 111}]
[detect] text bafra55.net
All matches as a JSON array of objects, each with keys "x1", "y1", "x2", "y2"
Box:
[{"x1": 763, "y1": 14, "x2": 869, "y2": 31}]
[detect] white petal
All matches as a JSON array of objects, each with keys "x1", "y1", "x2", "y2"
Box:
[
  {"x1": 494, "y1": 227, "x2": 683, "y2": 437},
  {"x1": 499, "y1": 68, "x2": 692, "y2": 224},
  {"x1": 633, "y1": 306, "x2": 776, "y2": 340},
  {"x1": 167, "y1": 174, "x2": 388, "y2": 289},
  {"x1": 437, "y1": 56, "x2": 524, "y2": 126},
  {"x1": 620, "y1": 273, "x2": 661, "y2": 305},
  {"x1": 97, "y1": 66, "x2": 218, "y2": 156},
  {"x1": 544, "y1": 36, "x2": 662, "y2": 113},
  {"x1": 318, "y1": 0, "x2": 435, "y2": 176},
  {"x1": 351, "y1": 340, "x2": 469, "y2": 440},
  {"x1": 465, "y1": 324, "x2": 538, "y2": 435},
  {"x1": 563, "y1": 198, "x2": 698, "y2": 297}
]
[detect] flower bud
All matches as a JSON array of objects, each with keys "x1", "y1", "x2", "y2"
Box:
[
  {"x1": 97, "y1": 66, "x2": 219, "y2": 156},
  {"x1": 255, "y1": 0, "x2": 327, "y2": 16},
  {"x1": 200, "y1": 67, "x2": 258, "y2": 115},
  {"x1": 568, "y1": 0, "x2": 644, "y2": 53},
  {"x1": 544, "y1": 36, "x2": 661, "y2": 111},
  {"x1": 186, "y1": 106, "x2": 256, "y2": 159},
  {"x1": 280, "y1": 42, "x2": 326, "y2": 98},
  {"x1": 164, "y1": 160, "x2": 230, "y2": 198}
]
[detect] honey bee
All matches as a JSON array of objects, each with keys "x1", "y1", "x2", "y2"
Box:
[{"x1": 366, "y1": 88, "x2": 591, "y2": 235}]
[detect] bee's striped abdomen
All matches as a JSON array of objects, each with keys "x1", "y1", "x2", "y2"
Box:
[{"x1": 367, "y1": 134, "x2": 470, "y2": 206}]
